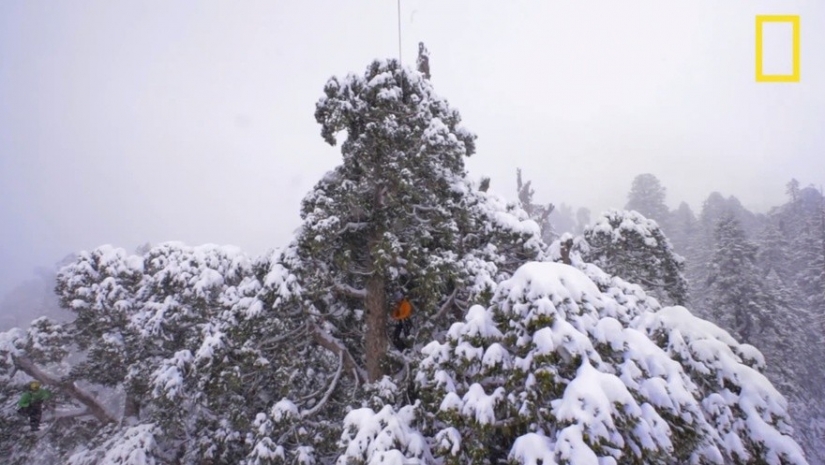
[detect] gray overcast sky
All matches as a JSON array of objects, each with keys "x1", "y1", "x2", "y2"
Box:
[{"x1": 1, "y1": 1, "x2": 823, "y2": 297}]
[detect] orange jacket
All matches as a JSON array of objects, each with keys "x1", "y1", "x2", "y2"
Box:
[{"x1": 392, "y1": 298, "x2": 413, "y2": 321}]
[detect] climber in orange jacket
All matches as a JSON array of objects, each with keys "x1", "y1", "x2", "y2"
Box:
[{"x1": 391, "y1": 292, "x2": 413, "y2": 351}]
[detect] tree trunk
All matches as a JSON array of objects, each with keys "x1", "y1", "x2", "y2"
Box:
[
  {"x1": 364, "y1": 269, "x2": 388, "y2": 382},
  {"x1": 364, "y1": 183, "x2": 389, "y2": 382}
]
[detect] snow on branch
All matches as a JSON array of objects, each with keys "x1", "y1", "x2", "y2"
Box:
[
  {"x1": 337, "y1": 222, "x2": 369, "y2": 235},
  {"x1": 333, "y1": 282, "x2": 367, "y2": 300},
  {"x1": 311, "y1": 323, "x2": 367, "y2": 382}
]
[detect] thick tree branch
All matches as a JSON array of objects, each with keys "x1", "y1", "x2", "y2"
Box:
[
  {"x1": 13, "y1": 354, "x2": 116, "y2": 425},
  {"x1": 311, "y1": 324, "x2": 367, "y2": 383},
  {"x1": 333, "y1": 282, "x2": 367, "y2": 300}
]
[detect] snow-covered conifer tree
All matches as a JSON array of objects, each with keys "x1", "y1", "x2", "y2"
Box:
[
  {"x1": 247, "y1": 58, "x2": 547, "y2": 462},
  {"x1": 706, "y1": 215, "x2": 774, "y2": 343},
  {"x1": 304, "y1": 58, "x2": 546, "y2": 383},
  {"x1": 580, "y1": 209, "x2": 688, "y2": 306}
]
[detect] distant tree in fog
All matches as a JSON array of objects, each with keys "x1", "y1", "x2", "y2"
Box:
[
  {"x1": 706, "y1": 215, "x2": 773, "y2": 343},
  {"x1": 625, "y1": 173, "x2": 669, "y2": 226}
]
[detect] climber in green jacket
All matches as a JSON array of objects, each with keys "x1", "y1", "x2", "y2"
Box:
[{"x1": 17, "y1": 381, "x2": 52, "y2": 432}]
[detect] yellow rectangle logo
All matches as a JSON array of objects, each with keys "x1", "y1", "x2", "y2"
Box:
[{"x1": 756, "y1": 15, "x2": 800, "y2": 82}]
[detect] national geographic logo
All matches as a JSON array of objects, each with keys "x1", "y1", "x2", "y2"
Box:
[{"x1": 756, "y1": 15, "x2": 800, "y2": 83}]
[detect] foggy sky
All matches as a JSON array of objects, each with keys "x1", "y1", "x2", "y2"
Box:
[{"x1": 1, "y1": 1, "x2": 823, "y2": 298}]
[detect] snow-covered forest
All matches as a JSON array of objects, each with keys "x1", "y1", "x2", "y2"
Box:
[{"x1": 1, "y1": 50, "x2": 823, "y2": 465}]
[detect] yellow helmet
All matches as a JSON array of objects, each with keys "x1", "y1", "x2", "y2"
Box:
[{"x1": 29, "y1": 381, "x2": 40, "y2": 390}]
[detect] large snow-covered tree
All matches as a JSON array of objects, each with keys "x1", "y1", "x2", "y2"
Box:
[
  {"x1": 304, "y1": 58, "x2": 546, "y2": 382},
  {"x1": 309, "y1": 57, "x2": 476, "y2": 382},
  {"x1": 248, "y1": 58, "x2": 549, "y2": 463}
]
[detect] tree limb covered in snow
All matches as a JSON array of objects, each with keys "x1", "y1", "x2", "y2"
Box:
[
  {"x1": 13, "y1": 354, "x2": 116, "y2": 424},
  {"x1": 412, "y1": 210, "x2": 432, "y2": 225},
  {"x1": 347, "y1": 265, "x2": 374, "y2": 276},
  {"x1": 337, "y1": 222, "x2": 369, "y2": 235},
  {"x1": 333, "y1": 282, "x2": 367, "y2": 300},
  {"x1": 301, "y1": 351, "x2": 343, "y2": 418},
  {"x1": 412, "y1": 203, "x2": 436, "y2": 213},
  {"x1": 310, "y1": 323, "x2": 367, "y2": 383}
]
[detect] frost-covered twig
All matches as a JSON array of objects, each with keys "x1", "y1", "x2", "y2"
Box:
[{"x1": 301, "y1": 351, "x2": 343, "y2": 419}]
